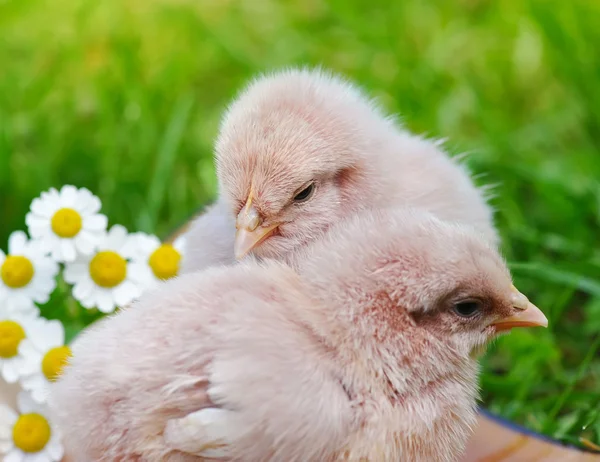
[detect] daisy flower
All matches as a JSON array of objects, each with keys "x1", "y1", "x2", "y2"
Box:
[
  {"x1": 0, "y1": 391, "x2": 63, "y2": 462},
  {"x1": 25, "y1": 185, "x2": 108, "y2": 262},
  {"x1": 19, "y1": 320, "x2": 71, "y2": 404},
  {"x1": 129, "y1": 233, "x2": 186, "y2": 288},
  {"x1": 0, "y1": 231, "x2": 59, "y2": 316},
  {"x1": 64, "y1": 225, "x2": 145, "y2": 313},
  {"x1": 0, "y1": 311, "x2": 43, "y2": 384}
]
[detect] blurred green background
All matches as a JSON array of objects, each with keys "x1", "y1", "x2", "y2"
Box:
[{"x1": 1, "y1": 0, "x2": 599, "y2": 447}]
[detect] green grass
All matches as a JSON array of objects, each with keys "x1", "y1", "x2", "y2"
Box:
[{"x1": 1, "y1": 0, "x2": 599, "y2": 449}]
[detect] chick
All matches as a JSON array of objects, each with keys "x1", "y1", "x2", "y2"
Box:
[
  {"x1": 181, "y1": 197, "x2": 236, "y2": 273},
  {"x1": 183, "y1": 68, "x2": 497, "y2": 271},
  {"x1": 49, "y1": 208, "x2": 546, "y2": 461}
]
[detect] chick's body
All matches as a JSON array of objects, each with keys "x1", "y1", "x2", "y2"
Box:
[
  {"x1": 54, "y1": 264, "x2": 351, "y2": 461},
  {"x1": 50, "y1": 209, "x2": 548, "y2": 462},
  {"x1": 181, "y1": 198, "x2": 236, "y2": 273}
]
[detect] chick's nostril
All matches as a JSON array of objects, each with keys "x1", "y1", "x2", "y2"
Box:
[
  {"x1": 247, "y1": 207, "x2": 261, "y2": 231},
  {"x1": 509, "y1": 290, "x2": 529, "y2": 311},
  {"x1": 236, "y1": 203, "x2": 262, "y2": 231}
]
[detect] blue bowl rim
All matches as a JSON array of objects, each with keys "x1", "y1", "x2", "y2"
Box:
[{"x1": 479, "y1": 408, "x2": 597, "y2": 454}]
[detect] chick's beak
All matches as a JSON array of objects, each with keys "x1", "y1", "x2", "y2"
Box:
[
  {"x1": 234, "y1": 198, "x2": 279, "y2": 259},
  {"x1": 491, "y1": 286, "x2": 549, "y2": 333}
]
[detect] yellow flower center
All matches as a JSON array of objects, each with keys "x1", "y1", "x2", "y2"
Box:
[
  {"x1": 51, "y1": 208, "x2": 82, "y2": 238},
  {"x1": 148, "y1": 244, "x2": 181, "y2": 280},
  {"x1": 41, "y1": 346, "x2": 72, "y2": 382},
  {"x1": 89, "y1": 251, "x2": 127, "y2": 288},
  {"x1": 0, "y1": 320, "x2": 26, "y2": 358},
  {"x1": 12, "y1": 413, "x2": 51, "y2": 453},
  {"x1": 1, "y1": 256, "x2": 34, "y2": 288}
]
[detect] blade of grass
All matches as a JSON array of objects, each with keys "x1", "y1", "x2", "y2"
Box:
[
  {"x1": 141, "y1": 94, "x2": 194, "y2": 232},
  {"x1": 510, "y1": 262, "x2": 600, "y2": 297},
  {"x1": 542, "y1": 335, "x2": 600, "y2": 433}
]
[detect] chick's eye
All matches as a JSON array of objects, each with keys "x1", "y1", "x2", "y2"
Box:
[
  {"x1": 293, "y1": 183, "x2": 315, "y2": 203},
  {"x1": 453, "y1": 300, "x2": 482, "y2": 318}
]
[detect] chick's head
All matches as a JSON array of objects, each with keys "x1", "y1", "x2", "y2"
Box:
[
  {"x1": 216, "y1": 68, "x2": 389, "y2": 260},
  {"x1": 297, "y1": 207, "x2": 548, "y2": 363}
]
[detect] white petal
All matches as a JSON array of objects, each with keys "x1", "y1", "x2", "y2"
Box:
[
  {"x1": 8, "y1": 231, "x2": 28, "y2": 255},
  {"x1": 25, "y1": 338, "x2": 49, "y2": 356},
  {"x1": 33, "y1": 259, "x2": 59, "y2": 278},
  {"x1": 174, "y1": 235, "x2": 187, "y2": 253},
  {"x1": 120, "y1": 237, "x2": 141, "y2": 260},
  {"x1": 3, "y1": 297, "x2": 38, "y2": 316},
  {"x1": 31, "y1": 385, "x2": 49, "y2": 405},
  {"x1": 39, "y1": 320, "x2": 64, "y2": 347},
  {"x1": 63, "y1": 263, "x2": 88, "y2": 284},
  {"x1": 19, "y1": 354, "x2": 45, "y2": 376},
  {"x1": 104, "y1": 225, "x2": 128, "y2": 251},
  {"x1": 28, "y1": 227, "x2": 52, "y2": 243},
  {"x1": 75, "y1": 230, "x2": 101, "y2": 256},
  {"x1": 6, "y1": 287, "x2": 27, "y2": 304},
  {"x1": 15, "y1": 348, "x2": 40, "y2": 375},
  {"x1": 29, "y1": 285, "x2": 55, "y2": 305},
  {"x1": 20, "y1": 374, "x2": 47, "y2": 398},
  {"x1": 0, "y1": 440, "x2": 14, "y2": 453},
  {"x1": 0, "y1": 405, "x2": 18, "y2": 426},
  {"x1": 20, "y1": 316, "x2": 45, "y2": 338},
  {"x1": 38, "y1": 254, "x2": 58, "y2": 269},
  {"x1": 59, "y1": 185, "x2": 78, "y2": 206},
  {"x1": 41, "y1": 188, "x2": 60, "y2": 206},
  {"x1": 25, "y1": 213, "x2": 52, "y2": 239},
  {"x1": 18, "y1": 339, "x2": 43, "y2": 360},
  {"x1": 79, "y1": 294, "x2": 96, "y2": 309},
  {"x1": 71, "y1": 187, "x2": 93, "y2": 212},
  {"x1": 73, "y1": 232, "x2": 97, "y2": 255},
  {"x1": 46, "y1": 439, "x2": 64, "y2": 460},
  {"x1": 96, "y1": 290, "x2": 116, "y2": 313},
  {"x1": 83, "y1": 195, "x2": 102, "y2": 215},
  {"x1": 0, "y1": 284, "x2": 9, "y2": 301},
  {"x1": 29, "y1": 197, "x2": 54, "y2": 218},
  {"x1": 72, "y1": 278, "x2": 94, "y2": 301},
  {"x1": 25, "y1": 214, "x2": 50, "y2": 233},
  {"x1": 25, "y1": 325, "x2": 55, "y2": 353},
  {"x1": 2, "y1": 292, "x2": 20, "y2": 309},
  {"x1": 32, "y1": 268, "x2": 58, "y2": 287},
  {"x1": 141, "y1": 233, "x2": 161, "y2": 251},
  {"x1": 16, "y1": 391, "x2": 42, "y2": 414},
  {"x1": 4, "y1": 449, "x2": 24, "y2": 462},
  {"x1": 113, "y1": 280, "x2": 140, "y2": 307},
  {"x1": 0, "y1": 425, "x2": 11, "y2": 440},
  {"x1": 127, "y1": 263, "x2": 154, "y2": 286},
  {"x1": 18, "y1": 359, "x2": 41, "y2": 377},
  {"x1": 2, "y1": 361, "x2": 21, "y2": 383},
  {"x1": 22, "y1": 453, "x2": 41, "y2": 462},
  {"x1": 22, "y1": 245, "x2": 43, "y2": 260},
  {"x1": 25, "y1": 451, "x2": 50, "y2": 462},
  {"x1": 35, "y1": 235, "x2": 58, "y2": 256},
  {"x1": 59, "y1": 240, "x2": 76, "y2": 262},
  {"x1": 82, "y1": 214, "x2": 107, "y2": 232}
]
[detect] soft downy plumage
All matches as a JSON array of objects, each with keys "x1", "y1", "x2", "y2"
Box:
[
  {"x1": 183, "y1": 67, "x2": 497, "y2": 272},
  {"x1": 181, "y1": 198, "x2": 236, "y2": 273},
  {"x1": 49, "y1": 208, "x2": 546, "y2": 462}
]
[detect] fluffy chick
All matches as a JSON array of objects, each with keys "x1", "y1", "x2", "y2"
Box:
[
  {"x1": 181, "y1": 197, "x2": 237, "y2": 273},
  {"x1": 183, "y1": 68, "x2": 497, "y2": 272},
  {"x1": 50, "y1": 208, "x2": 546, "y2": 462}
]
